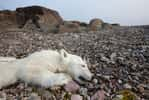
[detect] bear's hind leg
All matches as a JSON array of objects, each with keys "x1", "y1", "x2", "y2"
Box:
[{"x1": 0, "y1": 62, "x2": 18, "y2": 89}]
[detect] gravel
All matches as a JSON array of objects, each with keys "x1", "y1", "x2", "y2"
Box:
[{"x1": 0, "y1": 26, "x2": 149, "y2": 99}]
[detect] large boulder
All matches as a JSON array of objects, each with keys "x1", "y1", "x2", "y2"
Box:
[
  {"x1": 0, "y1": 6, "x2": 63, "y2": 32},
  {"x1": 0, "y1": 10, "x2": 16, "y2": 23},
  {"x1": 71, "y1": 21, "x2": 88, "y2": 32},
  {"x1": 89, "y1": 18, "x2": 103, "y2": 31},
  {"x1": 58, "y1": 21, "x2": 81, "y2": 33},
  {"x1": 0, "y1": 10, "x2": 17, "y2": 31},
  {"x1": 16, "y1": 6, "x2": 63, "y2": 32}
]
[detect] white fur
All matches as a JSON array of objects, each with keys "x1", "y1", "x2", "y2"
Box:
[
  {"x1": 0, "y1": 57, "x2": 16, "y2": 62},
  {"x1": 0, "y1": 49, "x2": 92, "y2": 88}
]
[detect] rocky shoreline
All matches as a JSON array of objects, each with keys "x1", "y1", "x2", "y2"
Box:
[{"x1": 0, "y1": 26, "x2": 149, "y2": 100}]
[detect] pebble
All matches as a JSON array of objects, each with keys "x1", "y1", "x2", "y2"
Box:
[
  {"x1": 0, "y1": 92, "x2": 6, "y2": 100},
  {"x1": 0, "y1": 24, "x2": 148, "y2": 99},
  {"x1": 42, "y1": 90, "x2": 53, "y2": 100},
  {"x1": 118, "y1": 79, "x2": 122, "y2": 84},
  {"x1": 110, "y1": 52, "x2": 117, "y2": 63},
  {"x1": 28, "y1": 93, "x2": 41, "y2": 100},
  {"x1": 123, "y1": 83, "x2": 132, "y2": 89},
  {"x1": 93, "y1": 78, "x2": 98, "y2": 84},
  {"x1": 137, "y1": 84, "x2": 145, "y2": 93},
  {"x1": 79, "y1": 88, "x2": 88, "y2": 97},
  {"x1": 91, "y1": 90, "x2": 106, "y2": 100},
  {"x1": 71, "y1": 94, "x2": 83, "y2": 100},
  {"x1": 17, "y1": 83, "x2": 25, "y2": 90}
]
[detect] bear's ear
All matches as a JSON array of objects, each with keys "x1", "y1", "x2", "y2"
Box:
[
  {"x1": 59, "y1": 49, "x2": 68, "y2": 58},
  {"x1": 83, "y1": 56, "x2": 87, "y2": 62}
]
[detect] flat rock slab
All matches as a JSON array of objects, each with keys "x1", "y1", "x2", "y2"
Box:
[{"x1": 64, "y1": 81, "x2": 80, "y2": 93}]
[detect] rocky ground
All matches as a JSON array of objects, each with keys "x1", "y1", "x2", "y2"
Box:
[{"x1": 0, "y1": 26, "x2": 149, "y2": 100}]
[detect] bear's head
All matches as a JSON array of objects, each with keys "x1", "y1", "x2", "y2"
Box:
[{"x1": 60, "y1": 49, "x2": 92, "y2": 84}]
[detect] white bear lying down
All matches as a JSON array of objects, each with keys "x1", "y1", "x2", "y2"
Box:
[{"x1": 0, "y1": 49, "x2": 92, "y2": 89}]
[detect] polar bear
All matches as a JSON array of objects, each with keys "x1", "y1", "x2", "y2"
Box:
[{"x1": 0, "y1": 49, "x2": 92, "y2": 88}]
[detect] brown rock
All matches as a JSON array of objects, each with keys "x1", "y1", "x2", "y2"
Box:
[
  {"x1": 0, "y1": 10, "x2": 16, "y2": 22},
  {"x1": 71, "y1": 20, "x2": 88, "y2": 27},
  {"x1": 16, "y1": 6, "x2": 63, "y2": 32},
  {"x1": 0, "y1": 10, "x2": 17, "y2": 30},
  {"x1": 59, "y1": 21, "x2": 81, "y2": 33},
  {"x1": 0, "y1": 6, "x2": 63, "y2": 32},
  {"x1": 89, "y1": 18, "x2": 103, "y2": 31},
  {"x1": 71, "y1": 21, "x2": 81, "y2": 25}
]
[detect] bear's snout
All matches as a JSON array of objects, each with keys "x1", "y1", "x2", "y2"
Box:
[
  {"x1": 87, "y1": 73, "x2": 93, "y2": 81},
  {"x1": 79, "y1": 72, "x2": 93, "y2": 82}
]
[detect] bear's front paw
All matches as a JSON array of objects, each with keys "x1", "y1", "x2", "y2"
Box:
[{"x1": 58, "y1": 73, "x2": 72, "y2": 85}]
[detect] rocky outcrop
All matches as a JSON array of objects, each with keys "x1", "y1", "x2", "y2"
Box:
[
  {"x1": 0, "y1": 10, "x2": 17, "y2": 30},
  {"x1": 0, "y1": 5, "x2": 120, "y2": 33},
  {"x1": 16, "y1": 6, "x2": 63, "y2": 32},
  {"x1": 0, "y1": 10, "x2": 16, "y2": 23},
  {"x1": 0, "y1": 6, "x2": 63, "y2": 32}
]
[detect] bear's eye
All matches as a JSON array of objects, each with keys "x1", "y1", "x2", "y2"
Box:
[{"x1": 82, "y1": 65, "x2": 85, "y2": 68}]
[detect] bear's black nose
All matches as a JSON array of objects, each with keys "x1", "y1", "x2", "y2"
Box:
[{"x1": 78, "y1": 76, "x2": 91, "y2": 82}]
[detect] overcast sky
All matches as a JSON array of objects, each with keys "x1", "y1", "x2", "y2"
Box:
[{"x1": 0, "y1": 0, "x2": 148, "y2": 25}]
